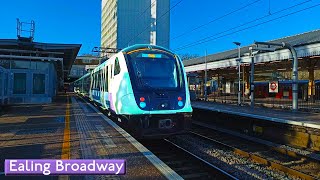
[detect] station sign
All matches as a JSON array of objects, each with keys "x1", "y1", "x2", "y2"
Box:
[{"x1": 269, "y1": 81, "x2": 278, "y2": 93}]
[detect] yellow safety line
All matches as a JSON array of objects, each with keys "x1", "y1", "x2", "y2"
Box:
[
  {"x1": 126, "y1": 48, "x2": 149, "y2": 54},
  {"x1": 61, "y1": 95, "x2": 71, "y2": 159}
]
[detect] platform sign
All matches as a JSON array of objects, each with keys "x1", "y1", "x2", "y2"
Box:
[{"x1": 269, "y1": 81, "x2": 278, "y2": 93}]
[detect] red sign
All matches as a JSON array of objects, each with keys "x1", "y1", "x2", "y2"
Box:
[{"x1": 269, "y1": 81, "x2": 278, "y2": 93}]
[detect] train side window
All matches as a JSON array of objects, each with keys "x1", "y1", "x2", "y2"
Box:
[
  {"x1": 105, "y1": 66, "x2": 109, "y2": 91},
  {"x1": 94, "y1": 72, "x2": 98, "y2": 89},
  {"x1": 100, "y1": 70, "x2": 103, "y2": 91},
  {"x1": 102, "y1": 68, "x2": 105, "y2": 92},
  {"x1": 90, "y1": 73, "x2": 93, "y2": 90},
  {"x1": 102, "y1": 69, "x2": 105, "y2": 91},
  {"x1": 92, "y1": 73, "x2": 97, "y2": 89},
  {"x1": 97, "y1": 70, "x2": 101, "y2": 89},
  {"x1": 97, "y1": 71, "x2": 100, "y2": 89},
  {"x1": 114, "y1": 58, "x2": 121, "y2": 75},
  {"x1": 111, "y1": 64, "x2": 113, "y2": 78}
]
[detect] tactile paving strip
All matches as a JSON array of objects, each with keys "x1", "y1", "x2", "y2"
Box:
[{"x1": 71, "y1": 97, "x2": 120, "y2": 180}]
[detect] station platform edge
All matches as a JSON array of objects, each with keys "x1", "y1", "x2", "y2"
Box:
[{"x1": 0, "y1": 93, "x2": 181, "y2": 179}]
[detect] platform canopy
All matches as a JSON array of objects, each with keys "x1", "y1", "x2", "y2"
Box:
[
  {"x1": 183, "y1": 29, "x2": 320, "y2": 72},
  {"x1": 0, "y1": 39, "x2": 81, "y2": 81}
]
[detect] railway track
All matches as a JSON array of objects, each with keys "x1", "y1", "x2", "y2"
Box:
[
  {"x1": 79, "y1": 95, "x2": 319, "y2": 179},
  {"x1": 81, "y1": 95, "x2": 236, "y2": 179},
  {"x1": 141, "y1": 139, "x2": 237, "y2": 180},
  {"x1": 191, "y1": 121, "x2": 320, "y2": 180}
]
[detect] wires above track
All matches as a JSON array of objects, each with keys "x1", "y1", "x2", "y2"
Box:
[
  {"x1": 173, "y1": 0, "x2": 317, "y2": 51},
  {"x1": 161, "y1": 0, "x2": 262, "y2": 45}
]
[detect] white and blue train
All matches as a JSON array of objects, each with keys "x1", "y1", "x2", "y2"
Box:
[{"x1": 73, "y1": 44, "x2": 192, "y2": 138}]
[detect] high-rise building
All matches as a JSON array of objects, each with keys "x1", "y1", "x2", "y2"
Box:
[{"x1": 101, "y1": 0, "x2": 170, "y2": 50}]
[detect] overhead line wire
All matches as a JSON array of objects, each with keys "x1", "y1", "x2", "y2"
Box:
[
  {"x1": 174, "y1": 0, "x2": 315, "y2": 51},
  {"x1": 165, "y1": 0, "x2": 262, "y2": 44}
]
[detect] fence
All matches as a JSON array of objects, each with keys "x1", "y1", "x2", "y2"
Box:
[{"x1": 193, "y1": 81, "x2": 320, "y2": 112}]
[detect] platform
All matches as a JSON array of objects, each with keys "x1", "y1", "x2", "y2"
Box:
[
  {"x1": 192, "y1": 100, "x2": 320, "y2": 151},
  {"x1": 0, "y1": 93, "x2": 181, "y2": 179},
  {"x1": 192, "y1": 101, "x2": 320, "y2": 130}
]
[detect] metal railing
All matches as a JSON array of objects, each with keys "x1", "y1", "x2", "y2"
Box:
[{"x1": 193, "y1": 82, "x2": 320, "y2": 112}]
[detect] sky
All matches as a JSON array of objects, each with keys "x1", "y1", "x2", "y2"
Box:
[{"x1": 0, "y1": 0, "x2": 319, "y2": 56}]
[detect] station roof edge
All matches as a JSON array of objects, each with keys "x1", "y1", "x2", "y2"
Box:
[{"x1": 183, "y1": 29, "x2": 320, "y2": 67}]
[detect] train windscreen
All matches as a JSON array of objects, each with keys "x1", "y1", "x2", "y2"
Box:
[{"x1": 126, "y1": 50, "x2": 182, "y2": 89}]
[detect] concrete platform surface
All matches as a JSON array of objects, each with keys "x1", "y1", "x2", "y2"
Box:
[
  {"x1": 0, "y1": 93, "x2": 181, "y2": 180},
  {"x1": 192, "y1": 101, "x2": 320, "y2": 130}
]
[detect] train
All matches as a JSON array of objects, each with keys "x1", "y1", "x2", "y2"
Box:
[{"x1": 73, "y1": 44, "x2": 192, "y2": 138}]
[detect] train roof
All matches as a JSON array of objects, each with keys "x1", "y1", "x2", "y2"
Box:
[
  {"x1": 73, "y1": 72, "x2": 90, "y2": 83},
  {"x1": 121, "y1": 44, "x2": 175, "y2": 55},
  {"x1": 91, "y1": 44, "x2": 178, "y2": 73}
]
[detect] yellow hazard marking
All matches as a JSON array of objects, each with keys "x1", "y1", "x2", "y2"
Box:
[
  {"x1": 148, "y1": 54, "x2": 156, "y2": 58},
  {"x1": 61, "y1": 95, "x2": 71, "y2": 159}
]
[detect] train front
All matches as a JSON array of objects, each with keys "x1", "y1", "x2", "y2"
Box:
[{"x1": 122, "y1": 45, "x2": 192, "y2": 138}]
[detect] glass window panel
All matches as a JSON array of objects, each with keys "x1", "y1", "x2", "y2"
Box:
[
  {"x1": 106, "y1": 66, "x2": 108, "y2": 91},
  {"x1": 36, "y1": 62, "x2": 49, "y2": 70},
  {"x1": 13, "y1": 73, "x2": 26, "y2": 94},
  {"x1": 0, "y1": 60, "x2": 10, "y2": 69},
  {"x1": 11, "y1": 61, "x2": 30, "y2": 69},
  {"x1": 114, "y1": 58, "x2": 120, "y2": 75},
  {"x1": 0, "y1": 72, "x2": 2, "y2": 96},
  {"x1": 30, "y1": 62, "x2": 37, "y2": 69},
  {"x1": 4, "y1": 73, "x2": 8, "y2": 95},
  {"x1": 128, "y1": 51, "x2": 179, "y2": 89},
  {"x1": 33, "y1": 74, "x2": 45, "y2": 94},
  {"x1": 97, "y1": 71, "x2": 101, "y2": 89}
]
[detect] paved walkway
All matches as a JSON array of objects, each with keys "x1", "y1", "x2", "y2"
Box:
[
  {"x1": 192, "y1": 101, "x2": 320, "y2": 129},
  {"x1": 0, "y1": 93, "x2": 181, "y2": 179}
]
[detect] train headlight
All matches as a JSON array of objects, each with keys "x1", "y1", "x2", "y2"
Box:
[
  {"x1": 178, "y1": 101, "x2": 183, "y2": 107},
  {"x1": 140, "y1": 102, "x2": 146, "y2": 108}
]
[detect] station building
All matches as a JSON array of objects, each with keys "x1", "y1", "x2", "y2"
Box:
[
  {"x1": 184, "y1": 30, "x2": 320, "y2": 111},
  {"x1": 0, "y1": 38, "x2": 81, "y2": 104},
  {"x1": 101, "y1": 0, "x2": 170, "y2": 50},
  {"x1": 69, "y1": 55, "x2": 101, "y2": 81}
]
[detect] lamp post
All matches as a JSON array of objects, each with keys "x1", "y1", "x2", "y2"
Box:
[
  {"x1": 233, "y1": 42, "x2": 241, "y2": 106},
  {"x1": 204, "y1": 50, "x2": 208, "y2": 101}
]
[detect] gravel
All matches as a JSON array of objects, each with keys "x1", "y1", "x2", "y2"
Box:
[{"x1": 168, "y1": 134, "x2": 297, "y2": 180}]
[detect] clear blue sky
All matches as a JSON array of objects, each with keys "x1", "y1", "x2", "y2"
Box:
[{"x1": 0, "y1": 0, "x2": 319, "y2": 56}]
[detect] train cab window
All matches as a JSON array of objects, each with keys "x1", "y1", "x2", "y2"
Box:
[
  {"x1": 126, "y1": 51, "x2": 181, "y2": 89},
  {"x1": 114, "y1": 58, "x2": 120, "y2": 75}
]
